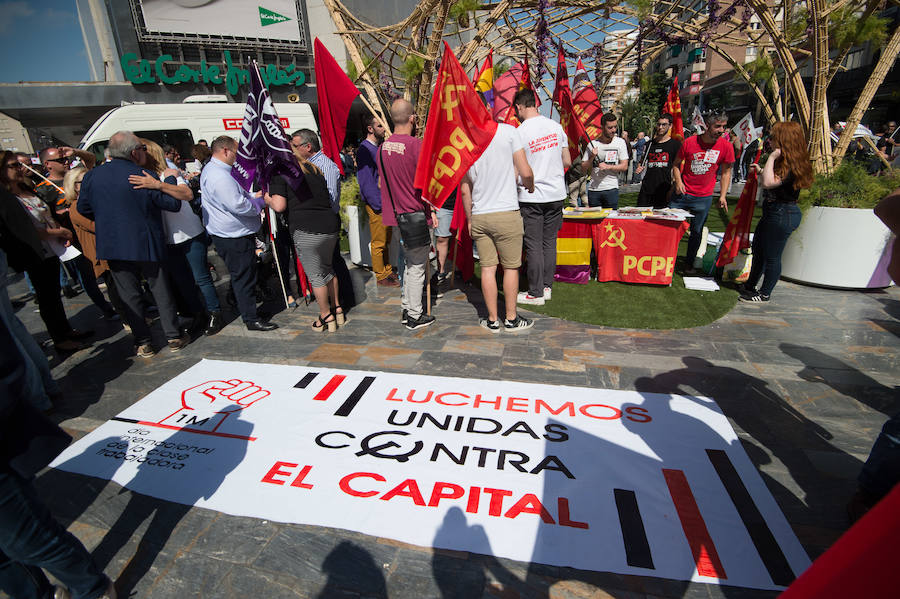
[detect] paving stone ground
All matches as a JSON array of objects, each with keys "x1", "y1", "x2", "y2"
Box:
[{"x1": 5, "y1": 247, "x2": 899, "y2": 599}]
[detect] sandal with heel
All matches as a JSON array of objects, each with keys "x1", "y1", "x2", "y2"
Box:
[
  {"x1": 312, "y1": 314, "x2": 337, "y2": 333},
  {"x1": 333, "y1": 306, "x2": 346, "y2": 326}
]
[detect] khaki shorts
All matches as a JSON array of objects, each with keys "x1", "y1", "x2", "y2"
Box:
[{"x1": 470, "y1": 210, "x2": 524, "y2": 268}]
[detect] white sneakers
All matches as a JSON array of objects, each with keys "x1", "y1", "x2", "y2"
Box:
[
  {"x1": 517, "y1": 291, "x2": 545, "y2": 305},
  {"x1": 517, "y1": 287, "x2": 552, "y2": 305}
]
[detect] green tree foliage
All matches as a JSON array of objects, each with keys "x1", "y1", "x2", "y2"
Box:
[
  {"x1": 450, "y1": 0, "x2": 481, "y2": 28},
  {"x1": 346, "y1": 53, "x2": 376, "y2": 82},
  {"x1": 619, "y1": 72, "x2": 668, "y2": 135},
  {"x1": 400, "y1": 55, "x2": 425, "y2": 85}
]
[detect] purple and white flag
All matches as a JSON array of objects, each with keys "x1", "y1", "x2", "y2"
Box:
[{"x1": 231, "y1": 60, "x2": 303, "y2": 194}]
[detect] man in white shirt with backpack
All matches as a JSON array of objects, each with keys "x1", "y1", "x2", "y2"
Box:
[{"x1": 513, "y1": 88, "x2": 572, "y2": 305}]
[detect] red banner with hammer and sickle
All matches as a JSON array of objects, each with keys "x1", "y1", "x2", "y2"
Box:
[
  {"x1": 415, "y1": 42, "x2": 498, "y2": 208},
  {"x1": 594, "y1": 219, "x2": 690, "y2": 285}
]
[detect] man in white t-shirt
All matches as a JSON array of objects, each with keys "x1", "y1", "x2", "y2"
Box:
[
  {"x1": 461, "y1": 123, "x2": 535, "y2": 332},
  {"x1": 580, "y1": 113, "x2": 629, "y2": 208},
  {"x1": 513, "y1": 88, "x2": 571, "y2": 306}
]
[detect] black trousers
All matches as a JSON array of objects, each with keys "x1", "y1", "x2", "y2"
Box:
[
  {"x1": 211, "y1": 234, "x2": 259, "y2": 322},
  {"x1": 108, "y1": 260, "x2": 181, "y2": 344},
  {"x1": 520, "y1": 201, "x2": 564, "y2": 297},
  {"x1": 25, "y1": 257, "x2": 72, "y2": 342}
]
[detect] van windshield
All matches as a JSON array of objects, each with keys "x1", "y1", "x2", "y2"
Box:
[{"x1": 86, "y1": 129, "x2": 196, "y2": 165}]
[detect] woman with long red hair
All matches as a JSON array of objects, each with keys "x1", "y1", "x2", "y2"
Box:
[{"x1": 740, "y1": 122, "x2": 813, "y2": 302}]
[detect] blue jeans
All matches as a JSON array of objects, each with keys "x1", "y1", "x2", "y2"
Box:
[
  {"x1": 174, "y1": 234, "x2": 220, "y2": 313},
  {"x1": 669, "y1": 193, "x2": 712, "y2": 266},
  {"x1": 587, "y1": 188, "x2": 619, "y2": 209},
  {"x1": 0, "y1": 469, "x2": 109, "y2": 599},
  {"x1": 0, "y1": 250, "x2": 56, "y2": 411},
  {"x1": 68, "y1": 256, "x2": 114, "y2": 316},
  {"x1": 859, "y1": 412, "x2": 900, "y2": 501},
  {"x1": 746, "y1": 202, "x2": 802, "y2": 297}
]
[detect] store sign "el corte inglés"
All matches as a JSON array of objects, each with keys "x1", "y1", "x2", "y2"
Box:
[{"x1": 120, "y1": 50, "x2": 306, "y2": 95}]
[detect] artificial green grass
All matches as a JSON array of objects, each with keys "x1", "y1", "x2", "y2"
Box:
[
  {"x1": 517, "y1": 190, "x2": 753, "y2": 329},
  {"x1": 522, "y1": 277, "x2": 739, "y2": 329}
]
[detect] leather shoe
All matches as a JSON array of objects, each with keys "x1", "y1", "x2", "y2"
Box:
[
  {"x1": 245, "y1": 319, "x2": 278, "y2": 331},
  {"x1": 67, "y1": 328, "x2": 94, "y2": 340},
  {"x1": 205, "y1": 311, "x2": 224, "y2": 336},
  {"x1": 377, "y1": 276, "x2": 400, "y2": 287}
]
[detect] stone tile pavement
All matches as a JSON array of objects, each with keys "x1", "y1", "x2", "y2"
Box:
[{"x1": 4, "y1": 256, "x2": 899, "y2": 599}]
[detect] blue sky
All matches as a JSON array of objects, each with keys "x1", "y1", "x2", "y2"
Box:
[{"x1": 0, "y1": 0, "x2": 91, "y2": 82}]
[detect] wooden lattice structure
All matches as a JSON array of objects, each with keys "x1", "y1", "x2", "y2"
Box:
[{"x1": 323, "y1": 0, "x2": 900, "y2": 174}]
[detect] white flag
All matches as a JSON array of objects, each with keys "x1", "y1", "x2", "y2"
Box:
[{"x1": 731, "y1": 113, "x2": 757, "y2": 150}]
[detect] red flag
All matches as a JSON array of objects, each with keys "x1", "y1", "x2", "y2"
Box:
[
  {"x1": 449, "y1": 190, "x2": 474, "y2": 282},
  {"x1": 662, "y1": 77, "x2": 684, "y2": 141},
  {"x1": 414, "y1": 42, "x2": 498, "y2": 208},
  {"x1": 571, "y1": 59, "x2": 603, "y2": 140},
  {"x1": 716, "y1": 147, "x2": 762, "y2": 267},
  {"x1": 553, "y1": 50, "x2": 587, "y2": 159},
  {"x1": 492, "y1": 62, "x2": 525, "y2": 124},
  {"x1": 551, "y1": 48, "x2": 570, "y2": 106},
  {"x1": 313, "y1": 38, "x2": 360, "y2": 175}
]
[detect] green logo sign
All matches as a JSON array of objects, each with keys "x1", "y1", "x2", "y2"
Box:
[
  {"x1": 120, "y1": 51, "x2": 306, "y2": 96},
  {"x1": 259, "y1": 6, "x2": 291, "y2": 26}
]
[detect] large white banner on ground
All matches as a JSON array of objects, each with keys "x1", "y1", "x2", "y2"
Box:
[{"x1": 51, "y1": 360, "x2": 809, "y2": 590}]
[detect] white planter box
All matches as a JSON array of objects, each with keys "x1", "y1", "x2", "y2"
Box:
[
  {"x1": 346, "y1": 205, "x2": 372, "y2": 266},
  {"x1": 781, "y1": 206, "x2": 894, "y2": 289},
  {"x1": 344, "y1": 204, "x2": 402, "y2": 270}
]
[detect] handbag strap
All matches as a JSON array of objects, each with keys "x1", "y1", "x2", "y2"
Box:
[{"x1": 377, "y1": 146, "x2": 402, "y2": 224}]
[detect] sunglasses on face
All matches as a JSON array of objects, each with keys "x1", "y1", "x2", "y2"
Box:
[
  {"x1": 46, "y1": 157, "x2": 69, "y2": 164},
  {"x1": 5, "y1": 162, "x2": 22, "y2": 169}
]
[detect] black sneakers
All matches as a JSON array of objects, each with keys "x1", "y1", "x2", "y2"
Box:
[
  {"x1": 405, "y1": 313, "x2": 435, "y2": 330},
  {"x1": 479, "y1": 318, "x2": 501, "y2": 333},
  {"x1": 740, "y1": 293, "x2": 770, "y2": 302},
  {"x1": 503, "y1": 315, "x2": 534, "y2": 331}
]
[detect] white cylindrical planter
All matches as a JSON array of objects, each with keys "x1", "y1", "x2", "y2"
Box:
[
  {"x1": 781, "y1": 206, "x2": 894, "y2": 289},
  {"x1": 345, "y1": 205, "x2": 372, "y2": 267}
]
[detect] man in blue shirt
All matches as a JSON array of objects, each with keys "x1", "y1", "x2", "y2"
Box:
[
  {"x1": 79, "y1": 131, "x2": 194, "y2": 357},
  {"x1": 356, "y1": 114, "x2": 398, "y2": 286},
  {"x1": 200, "y1": 135, "x2": 278, "y2": 331}
]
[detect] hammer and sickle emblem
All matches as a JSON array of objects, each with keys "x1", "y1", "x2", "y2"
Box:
[
  {"x1": 600, "y1": 223, "x2": 627, "y2": 250},
  {"x1": 355, "y1": 431, "x2": 424, "y2": 462}
]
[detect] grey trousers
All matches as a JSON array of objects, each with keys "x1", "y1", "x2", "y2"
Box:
[
  {"x1": 520, "y1": 201, "x2": 564, "y2": 297},
  {"x1": 400, "y1": 244, "x2": 429, "y2": 320}
]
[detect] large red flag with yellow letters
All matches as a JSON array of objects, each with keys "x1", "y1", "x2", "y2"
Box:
[
  {"x1": 415, "y1": 42, "x2": 498, "y2": 208},
  {"x1": 662, "y1": 77, "x2": 684, "y2": 140},
  {"x1": 571, "y1": 59, "x2": 603, "y2": 140},
  {"x1": 553, "y1": 49, "x2": 587, "y2": 160}
]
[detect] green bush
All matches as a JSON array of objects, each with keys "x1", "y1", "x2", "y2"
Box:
[
  {"x1": 800, "y1": 161, "x2": 900, "y2": 210},
  {"x1": 339, "y1": 175, "x2": 362, "y2": 230}
]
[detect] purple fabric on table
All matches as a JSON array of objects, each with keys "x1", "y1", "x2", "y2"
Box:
[
  {"x1": 232, "y1": 60, "x2": 304, "y2": 195},
  {"x1": 554, "y1": 265, "x2": 590, "y2": 284}
]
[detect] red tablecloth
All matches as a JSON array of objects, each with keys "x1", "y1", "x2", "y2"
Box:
[{"x1": 558, "y1": 217, "x2": 689, "y2": 285}]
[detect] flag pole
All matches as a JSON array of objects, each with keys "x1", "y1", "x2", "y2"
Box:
[
  {"x1": 266, "y1": 208, "x2": 291, "y2": 309},
  {"x1": 21, "y1": 163, "x2": 65, "y2": 193}
]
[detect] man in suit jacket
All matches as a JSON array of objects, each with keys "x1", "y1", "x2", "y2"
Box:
[{"x1": 78, "y1": 131, "x2": 195, "y2": 357}]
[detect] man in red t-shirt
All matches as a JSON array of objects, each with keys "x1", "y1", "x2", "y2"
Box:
[{"x1": 672, "y1": 110, "x2": 735, "y2": 273}]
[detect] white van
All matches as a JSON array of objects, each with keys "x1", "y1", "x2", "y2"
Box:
[{"x1": 78, "y1": 100, "x2": 317, "y2": 161}]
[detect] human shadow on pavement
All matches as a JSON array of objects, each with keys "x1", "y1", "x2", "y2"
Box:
[
  {"x1": 315, "y1": 540, "x2": 388, "y2": 598},
  {"x1": 780, "y1": 343, "x2": 900, "y2": 416},
  {"x1": 633, "y1": 357, "x2": 859, "y2": 556},
  {"x1": 432, "y1": 507, "x2": 526, "y2": 599},
  {"x1": 79, "y1": 416, "x2": 252, "y2": 596}
]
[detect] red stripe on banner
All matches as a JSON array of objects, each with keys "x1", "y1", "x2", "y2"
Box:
[
  {"x1": 662, "y1": 469, "x2": 727, "y2": 579},
  {"x1": 314, "y1": 375, "x2": 346, "y2": 401},
  {"x1": 134, "y1": 420, "x2": 257, "y2": 441}
]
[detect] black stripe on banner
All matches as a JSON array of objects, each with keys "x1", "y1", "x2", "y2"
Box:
[
  {"x1": 112, "y1": 417, "x2": 139, "y2": 424},
  {"x1": 334, "y1": 376, "x2": 376, "y2": 417},
  {"x1": 294, "y1": 372, "x2": 319, "y2": 389},
  {"x1": 613, "y1": 489, "x2": 655, "y2": 570},
  {"x1": 706, "y1": 449, "x2": 795, "y2": 586}
]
